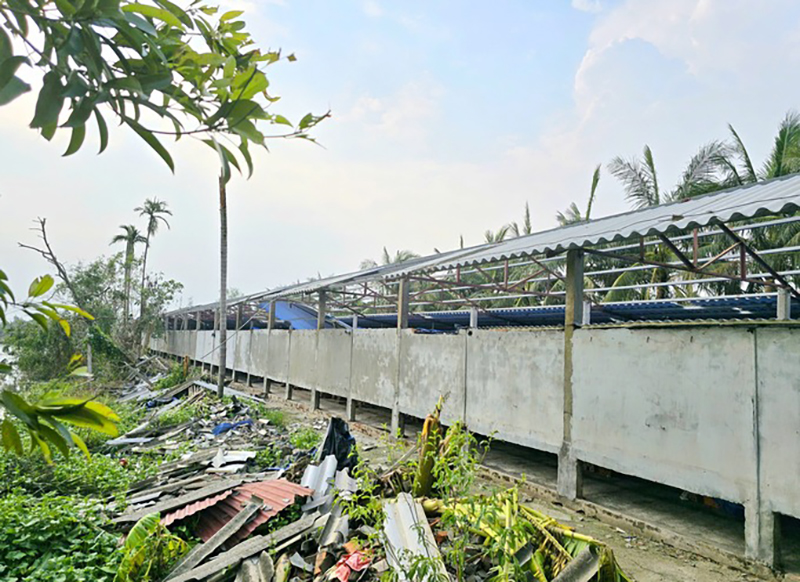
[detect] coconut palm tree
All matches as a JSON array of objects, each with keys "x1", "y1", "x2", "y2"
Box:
[
  {"x1": 135, "y1": 198, "x2": 172, "y2": 321},
  {"x1": 359, "y1": 247, "x2": 420, "y2": 270},
  {"x1": 556, "y1": 165, "x2": 601, "y2": 226},
  {"x1": 110, "y1": 225, "x2": 146, "y2": 329},
  {"x1": 510, "y1": 202, "x2": 533, "y2": 237}
]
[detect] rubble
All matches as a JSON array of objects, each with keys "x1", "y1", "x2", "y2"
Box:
[{"x1": 102, "y1": 358, "x2": 629, "y2": 582}]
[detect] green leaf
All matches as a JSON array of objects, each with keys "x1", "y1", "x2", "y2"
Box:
[
  {"x1": 30, "y1": 72, "x2": 65, "y2": 130},
  {"x1": 239, "y1": 139, "x2": 253, "y2": 178},
  {"x1": 154, "y1": 0, "x2": 193, "y2": 27},
  {"x1": 230, "y1": 119, "x2": 264, "y2": 145},
  {"x1": 0, "y1": 56, "x2": 28, "y2": 92},
  {"x1": 0, "y1": 76, "x2": 29, "y2": 105},
  {"x1": 123, "y1": 116, "x2": 175, "y2": 172},
  {"x1": 28, "y1": 429, "x2": 52, "y2": 463},
  {"x1": 125, "y1": 513, "x2": 161, "y2": 552},
  {"x1": 28, "y1": 274, "x2": 54, "y2": 297},
  {"x1": 37, "y1": 422, "x2": 70, "y2": 458},
  {"x1": 287, "y1": 53, "x2": 297, "y2": 62},
  {"x1": 1, "y1": 419, "x2": 23, "y2": 455},
  {"x1": 95, "y1": 109, "x2": 109, "y2": 153},
  {"x1": 274, "y1": 114, "x2": 292, "y2": 127},
  {"x1": 123, "y1": 3, "x2": 183, "y2": 28},
  {"x1": 63, "y1": 125, "x2": 86, "y2": 157},
  {"x1": 57, "y1": 317, "x2": 71, "y2": 336},
  {"x1": 70, "y1": 429, "x2": 91, "y2": 458},
  {"x1": 220, "y1": 10, "x2": 243, "y2": 21},
  {"x1": 1, "y1": 390, "x2": 37, "y2": 429},
  {"x1": 50, "y1": 302, "x2": 95, "y2": 320},
  {"x1": 0, "y1": 28, "x2": 11, "y2": 63},
  {"x1": 54, "y1": 0, "x2": 77, "y2": 17},
  {"x1": 25, "y1": 310, "x2": 48, "y2": 330},
  {"x1": 123, "y1": 11, "x2": 158, "y2": 36},
  {"x1": 63, "y1": 98, "x2": 94, "y2": 127}
]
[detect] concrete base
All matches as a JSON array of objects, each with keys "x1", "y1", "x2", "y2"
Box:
[
  {"x1": 263, "y1": 377, "x2": 270, "y2": 397},
  {"x1": 391, "y1": 408, "x2": 405, "y2": 438},
  {"x1": 745, "y1": 503, "x2": 780, "y2": 567},
  {"x1": 557, "y1": 443, "x2": 583, "y2": 500},
  {"x1": 311, "y1": 389, "x2": 320, "y2": 410},
  {"x1": 285, "y1": 383, "x2": 293, "y2": 400},
  {"x1": 346, "y1": 397, "x2": 357, "y2": 421}
]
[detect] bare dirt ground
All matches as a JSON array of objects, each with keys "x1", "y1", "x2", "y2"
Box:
[{"x1": 237, "y1": 381, "x2": 778, "y2": 582}]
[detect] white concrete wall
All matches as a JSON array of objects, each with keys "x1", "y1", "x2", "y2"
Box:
[
  {"x1": 266, "y1": 330, "x2": 290, "y2": 383},
  {"x1": 466, "y1": 330, "x2": 564, "y2": 453},
  {"x1": 153, "y1": 324, "x2": 800, "y2": 525},
  {"x1": 351, "y1": 329, "x2": 398, "y2": 409},
  {"x1": 572, "y1": 327, "x2": 757, "y2": 503},
  {"x1": 399, "y1": 331, "x2": 466, "y2": 425},
  {"x1": 289, "y1": 331, "x2": 317, "y2": 388},
  {"x1": 756, "y1": 327, "x2": 800, "y2": 518},
  {"x1": 316, "y1": 330, "x2": 352, "y2": 397}
]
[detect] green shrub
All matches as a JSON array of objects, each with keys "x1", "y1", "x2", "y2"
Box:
[
  {"x1": 290, "y1": 427, "x2": 321, "y2": 450},
  {"x1": 0, "y1": 446, "x2": 161, "y2": 497},
  {"x1": 0, "y1": 492, "x2": 121, "y2": 582},
  {"x1": 255, "y1": 445, "x2": 285, "y2": 468},
  {"x1": 153, "y1": 364, "x2": 187, "y2": 391}
]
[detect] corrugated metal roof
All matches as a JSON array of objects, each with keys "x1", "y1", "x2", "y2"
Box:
[
  {"x1": 193, "y1": 479, "x2": 312, "y2": 544},
  {"x1": 382, "y1": 493, "x2": 448, "y2": 582},
  {"x1": 161, "y1": 490, "x2": 233, "y2": 527},
  {"x1": 384, "y1": 174, "x2": 800, "y2": 278}
]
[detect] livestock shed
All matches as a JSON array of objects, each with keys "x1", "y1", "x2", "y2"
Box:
[{"x1": 155, "y1": 174, "x2": 800, "y2": 568}]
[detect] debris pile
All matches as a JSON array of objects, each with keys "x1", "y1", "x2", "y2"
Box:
[{"x1": 106, "y1": 359, "x2": 629, "y2": 581}]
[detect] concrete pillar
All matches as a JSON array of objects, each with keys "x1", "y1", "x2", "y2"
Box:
[
  {"x1": 397, "y1": 278, "x2": 410, "y2": 329},
  {"x1": 558, "y1": 249, "x2": 584, "y2": 500},
  {"x1": 352, "y1": 315, "x2": 358, "y2": 330},
  {"x1": 268, "y1": 301, "x2": 276, "y2": 330},
  {"x1": 777, "y1": 288, "x2": 791, "y2": 320},
  {"x1": 745, "y1": 504, "x2": 780, "y2": 566},
  {"x1": 263, "y1": 376, "x2": 270, "y2": 397},
  {"x1": 285, "y1": 382, "x2": 293, "y2": 400},
  {"x1": 469, "y1": 307, "x2": 479, "y2": 329},
  {"x1": 346, "y1": 397, "x2": 357, "y2": 421},
  {"x1": 317, "y1": 291, "x2": 327, "y2": 329},
  {"x1": 582, "y1": 300, "x2": 592, "y2": 325},
  {"x1": 235, "y1": 304, "x2": 242, "y2": 331},
  {"x1": 196, "y1": 311, "x2": 202, "y2": 330}
]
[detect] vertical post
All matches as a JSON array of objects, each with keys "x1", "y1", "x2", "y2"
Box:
[
  {"x1": 268, "y1": 301, "x2": 276, "y2": 330},
  {"x1": 246, "y1": 319, "x2": 254, "y2": 386},
  {"x1": 196, "y1": 311, "x2": 202, "y2": 331},
  {"x1": 397, "y1": 278, "x2": 410, "y2": 330},
  {"x1": 558, "y1": 249, "x2": 584, "y2": 500},
  {"x1": 235, "y1": 304, "x2": 242, "y2": 331},
  {"x1": 87, "y1": 344, "x2": 93, "y2": 376},
  {"x1": 469, "y1": 307, "x2": 479, "y2": 329},
  {"x1": 317, "y1": 291, "x2": 327, "y2": 329},
  {"x1": 346, "y1": 319, "x2": 357, "y2": 421},
  {"x1": 745, "y1": 329, "x2": 780, "y2": 566},
  {"x1": 392, "y1": 278, "x2": 410, "y2": 437},
  {"x1": 777, "y1": 288, "x2": 791, "y2": 320},
  {"x1": 582, "y1": 300, "x2": 592, "y2": 325}
]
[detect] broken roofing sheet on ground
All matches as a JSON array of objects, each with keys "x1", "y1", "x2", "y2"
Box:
[{"x1": 105, "y1": 357, "x2": 629, "y2": 581}]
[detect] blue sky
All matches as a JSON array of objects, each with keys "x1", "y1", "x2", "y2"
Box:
[{"x1": 3, "y1": 0, "x2": 800, "y2": 305}]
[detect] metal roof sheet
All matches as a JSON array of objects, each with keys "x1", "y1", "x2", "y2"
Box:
[
  {"x1": 382, "y1": 493, "x2": 448, "y2": 582},
  {"x1": 161, "y1": 490, "x2": 233, "y2": 527},
  {"x1": 383, "y1": 174, "x2": 800, "y2": 278},
  {"x1": 194, "y1": 479, "x2": 312, "y2": 544}
]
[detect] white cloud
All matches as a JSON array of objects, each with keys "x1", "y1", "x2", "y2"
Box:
[
  {"x1": 572, "y1": 0, "x2": 603, "y2": 13},
  {"x1": 362, "y1": 0, "x2": 382, "y2": 17}
]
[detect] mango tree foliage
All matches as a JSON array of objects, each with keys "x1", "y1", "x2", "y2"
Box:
[
  {"x1": 0, "y1": 0, "x2": 327, "y2": 181},
  {"x1": 0, "y1": 272, "x2": 119, "y2": 461}
]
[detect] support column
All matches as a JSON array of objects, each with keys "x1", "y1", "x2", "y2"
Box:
[
  {"x1": 263, "y1": 376, "x2": 270, "y2": 398},
  {"x1": 246, "y1": 320, "x2": 254, "y2": 386},
  {"x1": 212, "y1": 309, "x2": 220, "y2": 375},
  {"x1": 558, "y1": 249, "x2": 584, "y2": 500},
  {"x1": 311, "y1": 292, "x2": 327, "y2": 410},
  {"x1": 346, "y1": 319, "x2": 357, "y2": 422},
  {"x1": 392, "y1": 279, "x2": 410, "y2": 437},
  {"x1": 777, "y1": 288, "x2": 791, "y2": 320},
  {"x1": 235, "y1": 304, "x2": 242, "y2": 331},
  {"x1": 469, "y1": 307, "x2": 479, "y2": 329},
  {"x1": 745, "y1": 504, "x2": 780, "y2": 566},
  {"x1": 268, "y1": 301, "x2": 276, "y2": 330}
]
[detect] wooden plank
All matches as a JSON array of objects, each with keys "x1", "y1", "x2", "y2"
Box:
[
  {"x1": 168, "y1": 513, "x2": 318, "y2": 582},
  {"x1": 114, "y1": 479, "x2": 243, "y2": 523},
  {"x1": 168, "y1": 500, "x2": 264, "y2": 579}
]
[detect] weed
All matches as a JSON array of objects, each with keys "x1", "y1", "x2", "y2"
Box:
[
  {"x1": 0, "y1": 492, "x2": 121, "y2": 582},
  {"x1": 153, "y1": 364, "x2": 188, "y2": 391},
  {"x1": 255, "y1": 445, "x2": 285, "y2": 468},
  {"x1": 289, "y1": 427, "x2": 320, "y2": 450}
]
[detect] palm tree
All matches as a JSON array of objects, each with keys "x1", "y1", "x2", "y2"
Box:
[
  {"x1": 110, "y1": 225, "x2": 146, "y2": 329},
  {"x1": 359, "y1": 247, "x2": 420, "y2": 270},
  {"x1": 135, "y1": 198, "x2": 171, "y2": 321},
  {"x1": 484, "y1": 224, "x2": 511, "y2": 243},
  {"x1": 608, "y1": 145, "x2": 661, "y2": 209},
  {"x1": 510, "y1": 202, "x2": 533, "y2": 237},
  {"x1": 556, "y1": 165, "x2": 601, "y2": 226}
]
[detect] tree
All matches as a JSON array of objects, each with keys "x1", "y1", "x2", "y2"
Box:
[
  {"x1": 135, "y1": 198, "x2": 172, "y2": 324},
  {"x1": 608, "y1": 146, "x2": 661, "y2": 209},
  {"x1": 359, "y1": 247, "x2": 420, "y2": 270},
  {"x1": 110, "y1": 225, "x2": 146, "y2": 330},
  {"x1": 556, "y1": 164, "x2": 600, "y2": 226}
]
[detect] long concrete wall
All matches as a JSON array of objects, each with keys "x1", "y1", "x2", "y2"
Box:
[{"x1": 152, "y1": 323, "x2": 800, "y2": 565}]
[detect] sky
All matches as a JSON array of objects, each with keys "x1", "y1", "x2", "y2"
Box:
[{"x1": 3, "y1": 0, "x2": 800, "y2": 306}]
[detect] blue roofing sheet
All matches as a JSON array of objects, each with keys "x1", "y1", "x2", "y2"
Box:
[{"x1": 338, "y1": 295, "x2": 798, "y2": 330}]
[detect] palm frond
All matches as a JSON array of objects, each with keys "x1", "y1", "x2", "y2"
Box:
[
  {"x1": 643, "y1": 145, "x2": 660, "y2": 204},
  {"x1": 727, "y1": 124, "x2": 757, "y2": 184},
  {"x1": 586, "y1": 164, "x2": 600, "y2": 219},
  {"x1": 671, "y1": 141, "x2": 728, "y2": 200},
  {"x1": 763, "y1": 110, "x2": 800, "y2": 178},
  {"x1": 608, "y1": 152, "x2": 657, "y2": 209}
]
